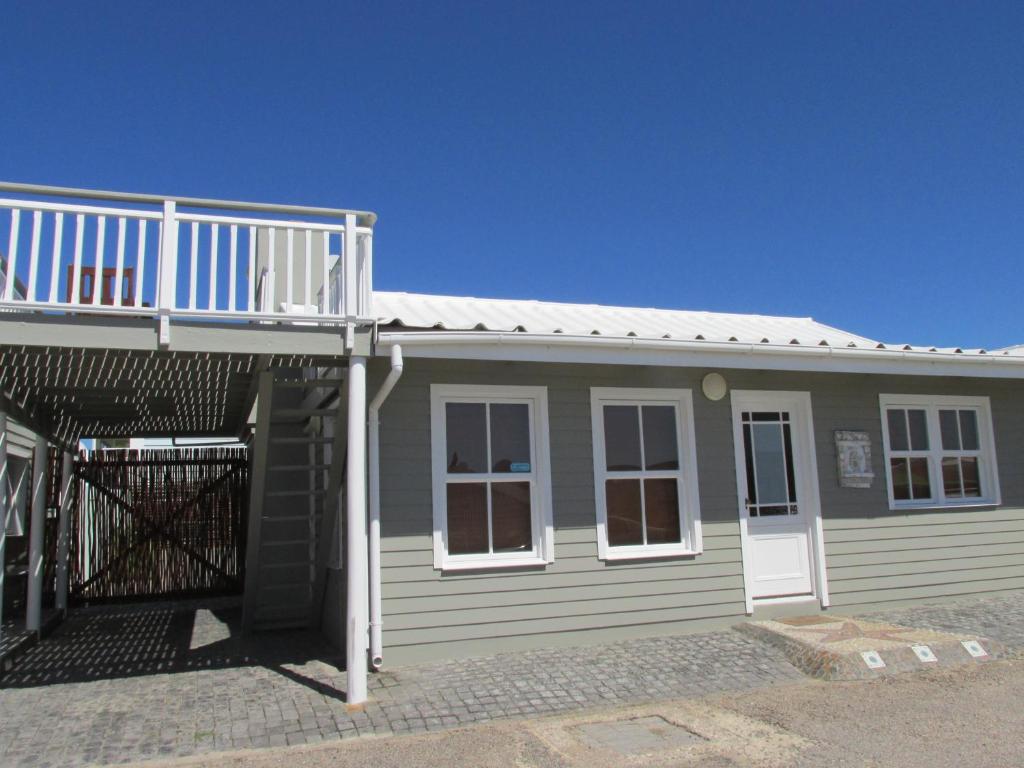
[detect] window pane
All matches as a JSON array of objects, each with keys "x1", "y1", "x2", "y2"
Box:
[
  {"x1": 742, "y1": 423, "x2": 757, "y2": 505},
  {"x1": 942, "y1": 457, "x2": 963, "y2": 498},
  {"x1": 446, "y1": 483, "x2": 488, "y2": 554},
  {"x1": 606, "y1": 479, "x2": 643, "y2": 546},
  {"x1": 757, "y1": 505, "x2": 791, "y2": 516},
  {"x1": 910, "y1": 457, "x2": 931, "y2": 499},
  {"x1": 939, "y1": 410, "x2": 960, "y2": 451},
  {"x1": 491, "y1": 482, "x2": 532, "y2": 552},
  {"x1": 604, "y1": 405, "x2": 641, "y2": 471},
  {"x1": 891, "y1": 457, "x2": 910, "y2": 500},
  {"x1": 490, "y1": 403, "x2": 531, "y2": 473},
  {"x1": 887, "y1": 410, "x2": 909, "y2": 452},
  {"x1": 961, "y1": 457, "x2": 981, "y2": 497},
  {"x1": 959, "y1": 410, "x2": 980, "y2": 451},
  {"x1": 752, "y1": 422, "x2": 788, "y2": 505},
  {"x1": 642, "y1": 405, "x2": 679, "y2": 470},
  {"x1": 908, "y1": 410, "x2": 929, "y2": 450},
  {"x1": 644, "y1": 479, "x2": 681, "y2": 544},
  {"x1": 782, "y1": 423, "x2": 797, "y2": 502},
  {"x1": 445, "y1": 403, "x2": 487, "y2": 474}
]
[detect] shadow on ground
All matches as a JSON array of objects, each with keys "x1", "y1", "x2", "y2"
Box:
[{"x1": 0, "y1": 597, "x2": 345, "y2": 694}]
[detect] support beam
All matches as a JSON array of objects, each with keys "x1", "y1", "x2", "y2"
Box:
[
  {"x1": 26, "y1": 433, "x2": 48, "y2": 632},
  {"x1": 345, "y1": 356, "x2": 368, "y2": 707},
  {"x1": 241, "y1": 371, "x2": 274, "y2": 633},
  {"x1": 55, "y1": 450, "x2": 74, "y2": 614},
  {"x1": 0, "y1": 408, "x2": 8, "y2": 645}
]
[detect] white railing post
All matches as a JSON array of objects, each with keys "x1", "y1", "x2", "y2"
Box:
[
  {"x1": 157, "y1": 200, "x2": 178, "y2": 345},
  {"x1": 359, "y1": 229, "x2": 373, "y2": 317},
  {"x1": 343, "y1": 214, "x2": 357, "y2": 319}
]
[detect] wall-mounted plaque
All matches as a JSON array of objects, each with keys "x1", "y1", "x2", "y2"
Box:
[{"x1": 835, "y1": 430, "x2": 874, "y2": 488}]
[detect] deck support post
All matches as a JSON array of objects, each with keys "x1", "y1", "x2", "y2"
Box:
[
  {"x1": 157, "y1": 199, "x2": 178, "y2": 347},
  {"x1": 345, "y1": 355, "x2": 368, "y2": 707},
  {"x1": 26, "y1": 434, "x2": 48, "y2": 633},
  {"x1": 55, "y1": 450, "x2": 74, "y2": 614},
  {"x1": 0, "y1": 408, "x2": 8, "y2": 645}
]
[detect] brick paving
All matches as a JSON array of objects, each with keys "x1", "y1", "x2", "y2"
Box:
[
  {"x1": 861, "y1": 591, "x2": 1024, "y2": 649},
  {"x1": 0, "y1": 598, "x2": 803, "y2": 767},
  {"x1": 3, "y1": 592, "x2": 1022, "y2": 767}
]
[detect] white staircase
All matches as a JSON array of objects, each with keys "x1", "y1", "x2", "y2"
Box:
[{"x1": 242, "y1": 369, "x2": 344, "y2": 631}]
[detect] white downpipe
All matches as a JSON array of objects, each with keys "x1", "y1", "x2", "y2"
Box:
[
  {"x1": 368, "y1": 344, "x2": 403, "y2": 670},
  {"x1": 55, "y1": 450, "x2": 74, "y2": 614},
  {"x1": 345, "y1": 355, "x2": 369, "y2": 706},
  {"x1": 26, "y1": 434, "x2": 48, "y2": 632}
]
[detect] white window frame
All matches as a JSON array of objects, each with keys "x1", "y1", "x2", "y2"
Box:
[
  {"x1": 879, "y1": 394, "x2": 1001, "y2": 510},
  {"x1": 430, "y1": 384, "x2": 555, "y2": 571},
  {"x1": 590, "y1": 387, "x2": 702, "y2": 561}
]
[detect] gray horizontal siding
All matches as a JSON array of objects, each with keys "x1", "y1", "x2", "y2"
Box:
[{"x1": 375, "y1": 358, "x2": 1024, "y2": 664}]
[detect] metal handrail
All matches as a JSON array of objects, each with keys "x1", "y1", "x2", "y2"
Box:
[{"x1": 0, "y1": 181, "x2": 377, "y2": 227}]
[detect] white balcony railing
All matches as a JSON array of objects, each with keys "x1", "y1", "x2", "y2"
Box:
[{"x1": 0, "y1": 182, "x2": 375, "y2": 330}]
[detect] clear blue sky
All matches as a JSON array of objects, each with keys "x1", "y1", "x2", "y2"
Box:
[{"x1": 1, "y1": 2, "x2": 1021, "y2": 348}]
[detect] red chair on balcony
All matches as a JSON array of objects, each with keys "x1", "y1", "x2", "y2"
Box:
[{"x1": 66, "y1": 266, "x2": 136, "y2": 306}]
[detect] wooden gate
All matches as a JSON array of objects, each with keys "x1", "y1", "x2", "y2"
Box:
[{"x1": 70, "y1": 447, "x2": 248, "y2": 602}]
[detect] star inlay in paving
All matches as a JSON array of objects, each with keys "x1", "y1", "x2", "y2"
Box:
[{"x1": 796, "y1": 621, "x2": 915, "y2": 644}]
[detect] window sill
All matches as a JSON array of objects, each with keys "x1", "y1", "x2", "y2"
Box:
[
  {"x1": 437, "y1": 556, "x2": 549, "y2": 572},
  {"x1": 600, "y1": 546, "x2": 702, "y2": 562},
  {"x1": 888, "y1": 499, "x2": 999, "y2": 512}
]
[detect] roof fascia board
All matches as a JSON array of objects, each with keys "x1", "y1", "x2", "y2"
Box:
[{"x1": 375, "y1": 332, "x2": 1024, "y2": 380}]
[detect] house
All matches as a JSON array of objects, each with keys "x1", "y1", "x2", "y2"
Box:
[
  {"x1": 0, "y1": 181, "x2": 1022, "y2": 707},
  {"x1": 363, "y1": 294, "x2": 1024, "y2": 666}
]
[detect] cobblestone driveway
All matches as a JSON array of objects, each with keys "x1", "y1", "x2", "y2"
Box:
[
  {"x1": 0, "y1": 598, "x2": 803, "y2": 767},
  {"x1": 862, "y1": 591, "x2": 1024, "y2": 649}
]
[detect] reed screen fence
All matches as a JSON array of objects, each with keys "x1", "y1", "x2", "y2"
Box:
[{"x1": 69, "y1": 448, "x2": 248, "y2": 601}]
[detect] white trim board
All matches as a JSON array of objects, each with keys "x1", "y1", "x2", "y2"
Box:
[{"x1": 376, "y1": 334, "x2": 1024, "y2": 379}]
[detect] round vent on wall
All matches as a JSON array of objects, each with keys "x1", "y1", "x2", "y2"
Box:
[{"x1": 701, "y1": 372, "x2": 728, "y2": 401}]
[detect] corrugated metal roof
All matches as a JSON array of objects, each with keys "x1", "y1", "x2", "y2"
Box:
[{"x1": 373, "y1": 292, "x2": 880, "y2": 348}]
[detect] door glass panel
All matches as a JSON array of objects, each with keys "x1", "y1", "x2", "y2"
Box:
[
  {"x1": 959, "y1": 410, "x2": 979, "y2": 450},
  {"x1": 491, "y1": 482, "x2": 532, "y2": 551},
  {"x1": 643, "y1": 478, "x2": 681, "y2": 544},
  {"x1": 752, "y1": 422, "x2": 788, "y2": 505},
  {"x1": 490, "y1": 403, "x2": 531, "y2": 473},
  {"x1": 887, "y1": 409, "x2": 909, "y2": 451},
  {"x1": 782, "y1": 423, "x2": 797, "y2": 501},
  {"x1": 446, "y1": 483, "x2": 488, "y2": 554},
  {"x1": 742, "y1": 423, "x2": 757, "y2": 504},
  {"x1": 642, "y1": 405, "x2": 679, "y2": 470},
  {"x1": 756, "y1": 505, "x2": 791, "y2": 516},
  {"x1": 605, "y1": 478, "x2": 643, "y2": 545},
  {"x1": 603, "y1": 405, "x2": 641, "y2": 471},
  {"x1": 445, "y1": 403, "x2": 487, "y2": 474}
]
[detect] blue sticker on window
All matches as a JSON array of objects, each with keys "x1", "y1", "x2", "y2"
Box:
[{"x1": 510, "y1": 462, "x2": 531, "y2": 473}]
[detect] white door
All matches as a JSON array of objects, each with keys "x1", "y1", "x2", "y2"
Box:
[{"x1": 731, "y1": 391, "x2": 823, "y2": 604}]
